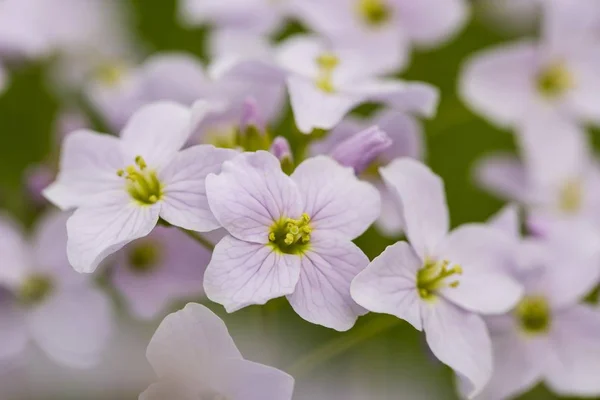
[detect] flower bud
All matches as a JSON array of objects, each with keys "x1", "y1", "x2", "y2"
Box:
[
  {"x1": 330, "y1": 126, "x2": 392, "y2": 174},
  {"x1": 270, "y1": 136, "x2": 294, "y2": 174}
]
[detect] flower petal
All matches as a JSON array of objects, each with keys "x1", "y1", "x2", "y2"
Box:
[
  {"x1": 287, "y1": 233, "x2": 369, "y2": 331},
  {"x1": 459, "y1": 41, "x2": 539, "y2": 127},
  {"x1": 0, "y1": 214, "x2": 30, "y2": 289},
  {"x1": 474, "y1": 153, "x2": 529, "y2": 203},
  {"x1": 140, "y1": 381, "x2": 198, "y2": 400},
  {"x1": 206, "y1": 151, "x2": 302, "y2": 244},
  {"x1": 566, "y1": 49, "x2": 600, "y2": 124},
  {"x1": 351, "y1": 241, "x2": 423, "y2": 330},
  {"x1": 375, "y1": 182, "x2": 406, "y2": 237},
  {"x1": 437, "y1": 224, "x2": 523, "y2": 314},
  {"x1": 380, "y1": 158, "x2": 449, "y2": 259},
  {"x1": 375, "y1": 110, "x2": 425, "y2": 162},
  {"x1": 66, "y1": 195, "x2": 160, "y2": 273},
  {"x1": 545, "y1": 305, "x2": 600, "y2": 397},
  {"x1": 204, "y1": 235, "x2": 301, "y2": 312},
  {"x1": 119, "y1": 101, "x2": 192, "y2": 168},
  {"x1": 287, "y1": 75, "x2": 362, "y2": 134},
  {"x1": 488, "y1": 204, "x2": 521, "y2": 240},
  {"x1": 42, "y1": 130, "x2": 124, "y2": 210},
  {"x1": 218, "y1": 358, "x2": 295, "y2": 400},
  {"x1": 421, "y1": 300, "x2": 492, "y2": 399},
  {"x1": 146, "y1": 303, "x2": 242, "y2": 384},
  {"x1": 159, "y1": 145, "x2": 237, "y2": 232},
  {"x1": 0, "y1": 294, "x2": 28, "y2": 361},
  {"x1": 28, "y1": 286, "x2": 113, "y2": 368},
  {"x1": 291, "y1": 156, "x2": 380, "y2": 239}
]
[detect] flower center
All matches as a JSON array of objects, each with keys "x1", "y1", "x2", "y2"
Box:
[
  {"x1": 18, "y1": 275, "x2": 53, "y2": 306},
  {"x1": 417, "y1": 259, "x2": 462, "y2": 299},
  {"x1": 128, "y1": 240, "x2": 162, "y2": 274},
  {"x1": 268, "y1": 213, "x2": 312, "y2": 255},
  {"x1": 536, "y1": 62, "x2": 573, "y2": 98},
  {"x1": 515, "y1": 295, "x2": 551, "y2": 335},
  {"x1": 356, "y1": 0, "x2": 393, "y2": 26},
  {"x1": 95, "y1": 63, "x2": 126, "y2": 87},
  {"x1": 315, "y1": 53, "x2": 339, "y2": 93},
  {"x1": 558, "y1": 179, "x2": 582, "y2": 213},
  {"x1": 117, "y1": 156, "x2": 163, "y2": 205}
]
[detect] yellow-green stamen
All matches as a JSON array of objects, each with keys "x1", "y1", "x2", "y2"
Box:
[
  {"x1": 417, "y1": 259, "x2": 462, "y2": 300},
  {"x1": 268, "y1": 213, "x2": 312, "y2": 255},
  {"x1": 117, "y1": 156, "x2": 163, "y2": 205},
  {"x1": 128, "y1": 241, "x2": 161, "y2": 274},
  {"x1": 558, "y1": 179, "x2": 582, "y2": 213},
  {"x1": 356, "y1": 0, "x2": 393, "y2": 26},
  {"x1": 315, "y1": 53, "x2": 339, "y2": 93},
  {"x1": 19, "y1": 275, "x2": 53, "y2": 306},
  {"x1": 536, "y1": 62, "x2": 574, "y2": 98},
  {"x1": 515, "y1": 295, "x2": 551, "y2": 335},
  {"x1": 95, "y1": 63, "x2": 126, "y2": 87}
]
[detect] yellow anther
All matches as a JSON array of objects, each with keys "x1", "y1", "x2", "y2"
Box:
[
  {"x1": 148, "y1": 195, "x2": 158, "y2": 203},
  {"x1": 449, "y1": 281, "x2": 460, "y2": 288},
  {"x1": 453, "y1": 265, "x2": 463, "y2": 275},
  {"x1": 559, "y1": 179, "x2": 582, "y2": 213},
  {"x1": 316, "y1": 53, "x2": 339, "y2": 70},
  {"x1": 302, "y1": 234, "x2": 311, "y2": 243},
  {"x1": 356, "y1": 0, "x2": 392, "y2": 26},
  {"x1": 268, "y1": 213, "x2": 313, "y2": 254},
  {"x1": 135, "y1": 155, "x2": 147, "y2": 170},
  {"x1": 301, "y1": 213, "x2": 311, "y2": 223},
  {"x1": 117, "y1": 157, "x2": 163, "y2": 206},
  {"x1": 285, "y1": 233, "x2": 295, "y2": 245},
  {"x1": 117, "y1": 169, "x2": 125, "y2": 177},
  {"x1": 269, "y1": 232, "x2": 276, "y2": 242},
  {"x1": 315, "y1": 53, "x2": 339, "y2": 93},
  {"x1": 537, "y1": 62, "x2": 574, "y2": 98},
  {"x1": 417, "y1": 259, "x2": 462, "y2": 299},
  {"x1": 289, "y1": 225, "x2": 300, "y2": 235},
  {"x1": 302, "y1": 225, "x2": 312, "y2": 234}
]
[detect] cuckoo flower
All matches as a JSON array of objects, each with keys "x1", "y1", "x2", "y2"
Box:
[
  {"x1": 111, "y1": 226, "x2": 213, "y2": 321},
  {"x1": 0, "y1": 212, "x2": 112, "y2": 368},
  {"x1": 351, "y1": 159, "x2": 523, "y2": 398},
  {"x1": 311, "y1": 110, "x2": 424, "y2": 236},
  {"x1": 141, "y1": 303, "x2": 295, "y2": 400},
  {"x1": 460, "y1": 2, "x2": 600, "y2": 133},
  {"x1": 465, "y1": 206, "x2": 600, "y2": 399},
  {"x1": 204, "y1": 151, "x2": 380, "y2": 331},
  {"x1": 43, "y1": 101, "x2": 237, "y2": 273}
]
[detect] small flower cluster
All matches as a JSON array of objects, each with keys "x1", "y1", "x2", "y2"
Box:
[{"x1": 1, "y1": 0, "x2": 600, "y2": 399}]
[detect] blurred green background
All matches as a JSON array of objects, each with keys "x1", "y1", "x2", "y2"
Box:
[{"x1": 0, "y1": 1, "x2": 595, "y2": 399}]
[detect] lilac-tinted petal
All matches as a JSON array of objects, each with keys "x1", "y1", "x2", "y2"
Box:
[
  {"x1": 438, "y1": 225, "x2": 523, "y2": 314},
  {"x1": 488, "y1": 204, "x2": 521, "y2": 239},
  {"x1": 204, "y1": 235, "x2": 301, "y2": 312},
  {"x1": 348, "y1": 80, "x2": 439, "y2": 118},
  {"x1": 375, "y1": 182, "x2": 406, "y2": 237},
  {"x1": 287, "y1": 75, "x2": 361, "y2": 134},
  {"x1": 459, "y1": 41, "x2": 539, "y2": 127},
  {"x1": 287, "y1": 233, "x2": 369, "y2": 331},
  {"x1": 565, "y1": 50, "x2": 600, "y2": 124},
  {"x1": 474, "y1": 153, "x2": 529, "y2": 202},
  {"x1": 421, "y1": 300, "x2": 492, "y2": 398},
  {"x1": 28, "y1": 286, "x2": 113, "y2": 368},
  {"x1": 206, "y1": 151, "x2": 302, "y2": 244},
  {"x1": 375, "y1": 110, "x2": 424, "y2": 162},
  {"x1": 330, "y1": 126, "x2": 392, "y2": 174},
  {"x1": 120, "y1": 102, "x2": 192, "y2": 168},
  {"x1": 398, "y1": 0, "x2": 469, "y2": 47},
  {"x1": 0, "y1": 294, "x2": 28, "y2": 361},
  {"x1": 380, "y1": 159, "x2": 449, "y2": 259},
  {"x1": 66, "y1": 195, "x2": 160, "y2": 273},
  {"x1": 0, "y1": 214, "x2": 30, "y2": 288},
  {"x1": 43, "y1": 130, "x2": 124, "y2": 210},
  {"x1": 140, "y1": 381, "x2": 198, "y2": 400},
  {"x1": 291, "y1": 156, "x2": 380, "y2": 239},
  {"x1": 31, "y1": 211, "x2": 86, "y2": 288},
  {"x1": 464, "y1": 328, "x2": 543, "y2": 400},
  {"x1": 159, "y1": 145, "x2": 237, "y2": 232},
  {"x1": 351, "y1": 241, "x2": 423, "y2": 330},
  {"x1": 146, "y1": 303, "x2": 242, "y2": 385},
  {"x1": 218, "y1": 358, "x2": 294, "y2": 400},
  {"x1": 112, "y1": 226, "x2": 211, "y2": 320},
  {"x1": 545, "y1": 305, "x2": 600, "y2": 396}
]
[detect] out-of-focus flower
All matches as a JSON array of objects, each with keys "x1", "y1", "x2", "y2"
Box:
[
  {"x1": 0, "y1": 212, "x2": 113, "y2": 368},
  {"x1": 178, "y1": 0, "x2": 290, "y2": 35},
  {"x1": 43, "y1": 101, "x2": 237, "y2": 273},
  {"x1": 311, "y1": 110, "x2": 423, "y2": 236},
  {"x1": 476, "y1": 0, "x2": 543, "y2": 34},
  {"x1": 204, "y1": 151, "x2": 380, "y2": 331},
  {"x1": 351, "y1": 159, "x2": 523, "y2": 398},
  {"x1": 294, "y1": 0, "x2": 469, "y2": 58},
  {"x1": 460, "y1": 3, "x2": 600, "y2": 133},
  {"x1": 329, "y1": 126, "x2": 392, "y2": 175},
  {"x1": 111, "y1": 226, "x2": 212, "y2": 321},
  {"x1": 140, "y1": 303, "x2": 295, "y2": 400},
  {"x1": 464, "y1": 205, "x2": 600, "y2": 399}
]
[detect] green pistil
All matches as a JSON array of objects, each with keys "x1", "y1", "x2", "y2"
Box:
[
  {"x1": 268, "y1": 213, "x2": 312, "y2": 255},
  {"x1": 558, "y1": 179, "x2": 582, "y2": 213},
  {"x1": 19, "y1": 275, "x2": 53, "y2": 306},
  {"x1": 315, "y1": 53, "x2": 339, "y2": 93},
  {"x1": 117, "y1": 156, "x2": 163, "y2": 206},
  {"x1": 536, "y1": 63, "x2": 573, "y2": 98},
  {"x1": 128, "y1": 241, "x2": 161, "y2": 274},
  {"x1": 417, "y1": 259, "x2": 462, "y2": 300},
  {"x1": 515, "y1": 296, "x2": 551, "y2": 335},
  {"x1": 356, "y1": 0, "x2": 393, "y2": 27}
]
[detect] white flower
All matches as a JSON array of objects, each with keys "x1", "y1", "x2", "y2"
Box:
[
  {"x1": 43, "y1": 101, "x2": 237, "y2": 273},
  {"x1": 140, "y1": 303, "x2": 294, "y2": 400}
]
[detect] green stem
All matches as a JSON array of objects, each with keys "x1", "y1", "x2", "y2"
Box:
[
  {"x1": 180, "y1": 228, "x2": 215, "y2": 251},
  {"x1": 286, "y1": 316, "x2": 399, "y2": 377}
]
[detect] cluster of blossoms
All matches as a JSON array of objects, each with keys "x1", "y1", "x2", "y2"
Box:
[{"x1": 1, "y1": 0, "x2": 600, "y2": 399}]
